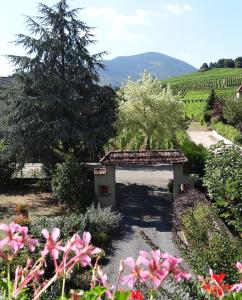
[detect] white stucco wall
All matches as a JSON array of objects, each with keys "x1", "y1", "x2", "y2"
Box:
[
  {"x1": 94, "y1": 165, "x2": 116, "y2": 207},
  {"x1": 173, "y1": 164, "x2": 194, "y2": 198}
]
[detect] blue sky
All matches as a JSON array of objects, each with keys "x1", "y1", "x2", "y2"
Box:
[{"x1": 0, "y1": 0, "x2": 242, "y2": 75}]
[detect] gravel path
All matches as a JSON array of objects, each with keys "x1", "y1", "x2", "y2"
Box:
[
  {"x1": 103, "y1": 165, "x2": 181, "y2": 288},
  {"x1": 187, "y1": 130, "x2": 219, "y2": 148}
]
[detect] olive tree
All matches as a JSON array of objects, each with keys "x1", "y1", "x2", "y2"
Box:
[{"x1": 117, "y1": 73, "x2": 185, "y2": 150}]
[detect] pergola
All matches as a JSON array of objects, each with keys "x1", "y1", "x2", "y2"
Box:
[{"x1": 94, "y1": 150, "x2": 194, "y2": 208}]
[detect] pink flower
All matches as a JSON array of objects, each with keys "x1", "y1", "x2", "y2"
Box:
[
  {"x1": 161, "y1": 253, "x2": 191, "y2": 282},
  {"x1": 236, "y1": 262, "x2": 242, "y2": 273},
  {"x1": 145, "y1": 250, "x2": 169, "y2": 288},
  {"x1": 69, "y1": 232, "x2": 101, "y2": 267},
  {"x1": 41, "y1": 228, "x2": 63, "y2": 260},
  {"x1": 17, "y1": 226, "x2": 39, "y2": 252},
  {"x1": 121, "y1": 256, "x2": 148, "y2": 288},
  {"x1": 231, "y1": 282, "x2": 242, "y2": 293},
  {"x1": 0, "y1": 223, "x2": 21, "y2": 252}
]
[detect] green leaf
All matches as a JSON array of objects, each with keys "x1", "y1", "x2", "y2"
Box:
[{"x1": 114, "y1": 290, "x2": 131, "y2": 300}]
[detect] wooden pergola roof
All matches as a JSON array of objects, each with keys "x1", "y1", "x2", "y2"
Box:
[{"x1": 100, "y1": 150, "x2": 187, "y2": 165}]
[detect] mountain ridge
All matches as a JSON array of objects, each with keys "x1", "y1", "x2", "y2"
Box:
[{"x1": 100, "y1": 52, "x2": 197, "y2": 87}]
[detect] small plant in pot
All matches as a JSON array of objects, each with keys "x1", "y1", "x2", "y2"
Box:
[{"x1": 15, "y1": 203, "x2": 29, "y2": 219}]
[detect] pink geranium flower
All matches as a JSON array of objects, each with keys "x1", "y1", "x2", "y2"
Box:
[
  {"x1": 161, "y1": 253, "x2": 191, "y2": 282},
  {"x1": 121, "y1": 256, "x2": 148, "y2": 288},
  {"x1": 0, "y1": 223, "x2": 21, "y2": 252},
  {"x1": 41, "y1": 228, "x2": 63, "y2": 260},
  {"x1": 236, "y1": 262, "x2": 242, "y2": 273},
  {"x1": 17, "y1": 226, "x2": 39, "y2": 252},
  {"x1": 69, "y1": 232, "x2": 101, "y2": 267}
]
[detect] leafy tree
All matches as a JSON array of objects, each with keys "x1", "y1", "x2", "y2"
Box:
[
  {"x1": 205, "y1": 89, "x2": 216, "y2": 111},
  {"x1": 117, "y1": 72, "x2": 185, "y2": 150},
  {"x1": 223, "y1": 97, "x2": 242, "y2": 126},
  {"x1": 235, "y1": 57, "x2": 242, "y2": 68},
  {"x1": 2, "y1": 0, "x2": 117, "y2": 164},
  {"x1": 224, "y1": 59, "x2": 235, "y2": 68},
  {"x1": 200, "y1": 63, "x2": 209, "y2": 72},
  {"x1": 216, "y1": 59, "x2": 226, "y2": 68},
  {"x1": 203, "y1": 143, "x2": 242, "y2": 233}
]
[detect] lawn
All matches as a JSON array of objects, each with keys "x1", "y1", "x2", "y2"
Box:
[{"x1": 0, "y1": 180, "x2": 63, "y2": 223}]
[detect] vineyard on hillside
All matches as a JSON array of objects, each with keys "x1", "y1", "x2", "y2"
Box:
[{"x1": 162, "y1": 68, "x2": 242, "y2": 120}]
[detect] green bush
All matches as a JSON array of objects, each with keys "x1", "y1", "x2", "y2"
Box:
[
  {"x1": 30, "y1": 213, "x2": 86, "y2": 242},
  {"x1": 224, "y1": 98, "x2": 242, "y2": 126},
  {"x1": 51, "y1": 154, "x2": 94, "y2": 211},
  {"x1": 203, "y1": 143, "x2": 242, "y2": 234},
  {"x1": 0, "y1": 141, "x2": 16, "y2": 186},
  {"x1": 212, "y1": 122, "x2": 242, "y2": 144},
  {"x1": 180, "y1": 138, "x2": 209, "y2": 178},
  {"x1": 203, "y1": 110, "x2": 213, "y2": 124},
  {"x1": 180, "y1": 202, "x2": 241, "y2": 283},
  {"x1": 85, "y1": 205, "x2": 122, "y2": 234},
  {"x1": 173, "y1": 190, "x2": 207, "y2": 231}
]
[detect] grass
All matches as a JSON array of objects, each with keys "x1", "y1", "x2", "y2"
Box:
[{"x1": 0, "y1": 180, "x2": 63, "y2": 223}]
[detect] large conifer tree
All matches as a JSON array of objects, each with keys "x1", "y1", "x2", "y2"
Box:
[{"x1": 3, "y1": 0, "x2": 117, "y2": 164}]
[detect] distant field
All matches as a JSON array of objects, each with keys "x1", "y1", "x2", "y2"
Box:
[{"x1": 162, "y1": 68, "x2": 242, "y2": 120}]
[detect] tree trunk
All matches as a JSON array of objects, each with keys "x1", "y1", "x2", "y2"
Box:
[{"x1": 146, "y1": 136, "x2": 150, "y2": 150}]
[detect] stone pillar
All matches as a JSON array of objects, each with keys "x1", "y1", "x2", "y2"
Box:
[
  {"x1": 94, "y1": 165, "x2": 116, "y2": 207},
  {"x1": 173, "y1": 163, "x2": 194, "y2": 199}
]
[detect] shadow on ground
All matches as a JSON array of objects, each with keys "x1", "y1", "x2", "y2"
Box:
[
  {"x1": 103, "y1": 183, "x2": 173, "y2": 264},
  {"x1": 117, "y1": 183, "x2": 173, "y2": 232}
]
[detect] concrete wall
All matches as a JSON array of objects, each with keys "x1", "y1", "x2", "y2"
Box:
[
  {"x1": 173, "y1": 164, "x2": 194, "y2": 198},
  {"x1": 94, "y1": 165, "x2": 116, "y2": 207}
]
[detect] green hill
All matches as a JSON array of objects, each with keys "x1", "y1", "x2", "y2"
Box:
[
  {"x1": 161, "y1": 68, "x2": 242, "y2": 120},
  {"x1": 162, "y1": 68, "x2": 242, "y2": 99}
]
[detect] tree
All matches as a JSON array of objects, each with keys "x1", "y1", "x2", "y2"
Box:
[
  {"x1": 206, "y1": 89, "x2": 216, "y2": 111},
  {"x1": 117, "y1": 73, "x2": 185, "y2": 150},
  {"x1": 224, "y1": 59, "x2": 235, "y2": 68},
  {"x1": 200, "y1": 63, "x2": 209, "y2": 72},
  {"x1": 2, "y1": 0, "x2": 117, "y2": 164},
  {"x1": 216, "y1": 59, "x2": 226, "y2": 68},
  {"x1": 224, "y1": 98, "x2": 242, "y2": 126},
  {"x1": 235, "y1": 57, "x2": 242, "y2": 68}
]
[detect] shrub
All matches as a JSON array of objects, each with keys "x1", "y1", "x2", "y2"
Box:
[
  {"x1": 212, "y1": 122, "x2": 242, "y2": 144},
  {"x1": 180, "y1": 138, "x2": 209, "y2": 178},
  {"x1": 85, "y1": 205, "x2": 122, "y2": 234},
  {"x1": 173, "y1": 190, "x2": 207, "y2": 231},
  {"x1": 30, "y1": 213, "x2": 86, "y2": 242},
  {"x1": 224, "y1": 98, "x2": 242, "y2": 126},
  {"x1": 203, "y1": 110, "x2": 213, "y2": 124},
  {"x1": 51, "y1": 154, "x2": 94, "y2": 211},
  {"x1": 203, "y1": 143, "x2": 242, "y2": 234},
  {"x1": 0, "y1": 141, "x2": 16, "y2": 186},
  {"x1": 180, "y1": 202, "x2": 241, "y2": 283}
]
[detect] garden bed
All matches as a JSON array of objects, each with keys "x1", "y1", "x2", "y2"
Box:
[{"x1": 0, "y1": 179, "x2": 63, "y2": 223}]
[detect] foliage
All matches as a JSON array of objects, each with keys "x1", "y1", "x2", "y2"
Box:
[
  {"x1": 2, "y1": 0, "x2": 117, "y2": 165},
  {"x1": 51, "y1": 154, "x2": 94, "y2": 211},
  {"x1": 0, "y1": 222, "x2": 241, "y2": 299},
  {"x1": 173, "y1": 189, "x2": 207, "y2": 231},
  {"x1": 203, "y1": 143, "x2": 242, "y2": 233},
  {"x1": 0, "y1": 141, "x2": 16, "y2": 186},
  {"x1": 180, "y1": 138, "x2": 209, "y2": 178},
  {"x1": 200, "y1": 58, "x2": 242, "y2": 69},
  {"x1": 84, "y1": 205, "x2": 122, "y2": 235},
  {"x1": 116, "y1": 72, "x2": 185, "y2": 150},
  {"x1": 212, "y1": 122, "x2": 242, "y2": 144},
  {"x1": 223, "y1": 98, "x2": 242, "y2": 126},
  {"x1": 184, "y1": 100, "x2": 207, "y2": 121},
  {"x1": 180, "y1": 202, "x2": 242, "y2": 283}
]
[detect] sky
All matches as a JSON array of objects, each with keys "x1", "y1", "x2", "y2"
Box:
[{"x1": 0, "y1": 0, "x2": 242, "y2": 76}]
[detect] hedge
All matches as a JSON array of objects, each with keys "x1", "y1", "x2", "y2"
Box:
[{"x1": 212, "y1": 122, "x2": 242, "y2": 144}]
